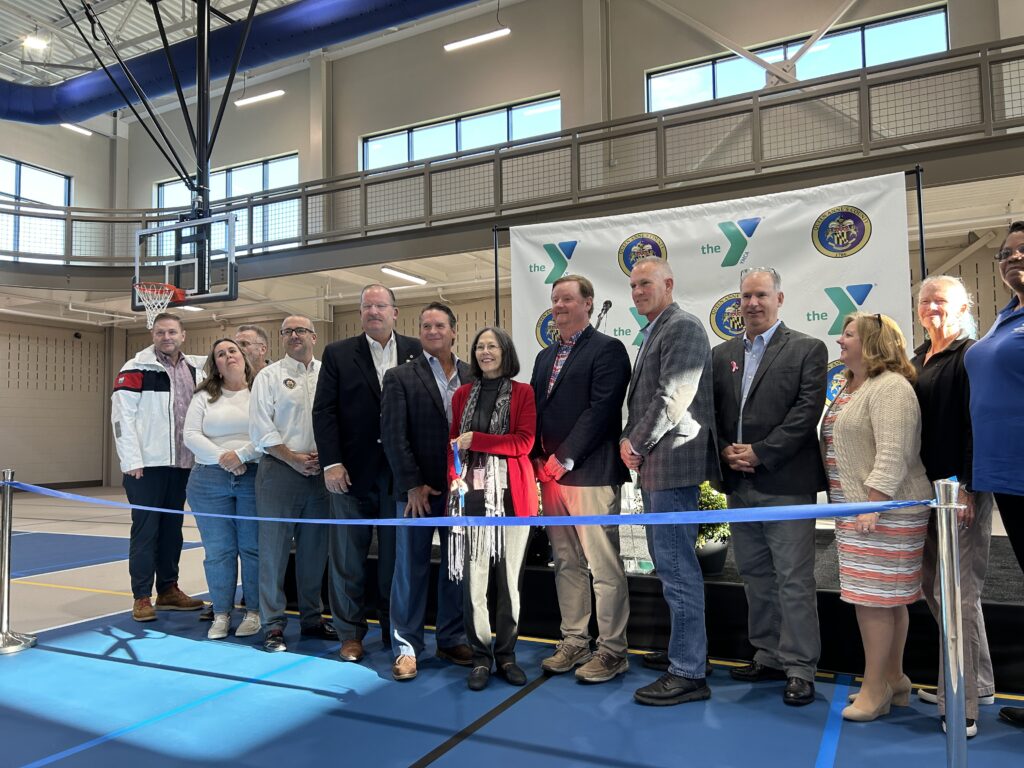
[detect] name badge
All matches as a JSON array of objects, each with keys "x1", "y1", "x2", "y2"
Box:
[{"x1": 473, "y1": 467, "x2": 486, "y2": 489}]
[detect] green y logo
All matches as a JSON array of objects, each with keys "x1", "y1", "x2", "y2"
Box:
[
  {"x1": 717, "y1": 218, "x2": 762, "y2": 267},
  {"x1": 542, "y1": 241, "x2": 578, "y2": 284},
  {"x1": 824, "y1": 284, "x2": 873, "y2": 334},
  {"x1": 629, "y1": 307, "x2": 649, "y2": 346}
]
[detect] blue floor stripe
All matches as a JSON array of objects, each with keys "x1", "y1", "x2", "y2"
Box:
[
  {"x1": 12, "y1": 531, "x2": 201, "y2": 578},
  {"x1": 815, "y1": 674, "x2": 852, "y2": 768}
]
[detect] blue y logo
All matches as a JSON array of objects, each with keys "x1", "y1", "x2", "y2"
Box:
[
  {"x1": 717, "y1": 218, "x2": 761, "y2": 267},
  {"x1": 542, "y1": 241, "x2": 578, "y2": 284},
  {"x1": 824, "y1": 284, "x2": 873, "y2": 334}
]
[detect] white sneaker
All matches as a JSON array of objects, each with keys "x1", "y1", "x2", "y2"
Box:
[
  {"x1": 235, "y1": 611, "x2": 261, "y2": 638},
  {"x1": 941, "y1": 716, "x2": 978, "y2": 738},
  {"x1": 208, "y1": 613, "x2": 230, "y2": 640},
  {"x1": 920, "y1": 688, "x2": 995, "y2": 706}
]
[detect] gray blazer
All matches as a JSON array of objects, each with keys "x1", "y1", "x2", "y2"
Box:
[
  {"x1": 622, "y1": 302, "x2": 719, "y2": 492},
  {"x1": 711, "y1": 323, "x2": 828, "y2": 496}
]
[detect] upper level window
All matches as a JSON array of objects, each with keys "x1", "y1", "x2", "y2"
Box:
[
  {"x1": 647, "y1": 7, "x2": 948, "y2": 112},
  {"x1": 362, "y1": 96, "x2": 561, "y2": 171},
  {"x1": 156, "y1": 153, "x2": 298, "y2": 209},
  {"x1": 0, "y1": 155, "x2": 71, "y2": 258}
]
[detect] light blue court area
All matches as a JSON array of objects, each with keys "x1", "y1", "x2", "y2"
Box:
[
  {"x1": 11, "y1": 532, "x2": 202, "y2": 578},
  {"x1": 0, "y1": 609, "x2": 1020, "y2": 768}
]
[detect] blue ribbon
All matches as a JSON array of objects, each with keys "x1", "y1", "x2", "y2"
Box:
[{"x1": 2, "y1": 481, "x2": 930, "y2": 528}]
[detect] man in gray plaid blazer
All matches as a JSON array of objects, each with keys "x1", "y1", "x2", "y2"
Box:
[{"x1": 620, "y1": 257, "x2": 719, "y2": 707}]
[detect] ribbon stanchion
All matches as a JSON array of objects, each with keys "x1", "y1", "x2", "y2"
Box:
[
  {"x1": 0, "y1": 470, "x2": 37, "y2": 655},
  {"x1": 2, "y1": 480, "x2": 930, "y2": 528}
]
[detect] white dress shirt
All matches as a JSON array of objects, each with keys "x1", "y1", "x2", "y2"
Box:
[
  {"x1": 367, "y1": 332, "x2": 397, "y2": 387},
  {"x1": 249, "y1": 355, "x2": 320, "y2": 453}
]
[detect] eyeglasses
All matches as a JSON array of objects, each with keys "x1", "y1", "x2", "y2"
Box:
[
  {"x1": 280, "y1": 328, "x2": 314, "y2": 337},
  {"x1": 995, "y1": 243, "x2": 1024, "y2": 262},
  {"x1": 360, "y1": 303, "x2": 394, "y2": 312}
]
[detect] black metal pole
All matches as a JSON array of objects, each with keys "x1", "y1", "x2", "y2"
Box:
[
  {"x1": 492, "y1": 225, "x2": 502, "y2": 325},
  {"x1": 195, "y1": 0, "x2": 211, "y2": 294},
  {"x1": 915, "y1": 165, "x2": 927, "y2": 280}
]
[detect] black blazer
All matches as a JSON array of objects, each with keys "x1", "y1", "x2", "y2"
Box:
[
  {"x1": 313, "y1": 332, "x2": 421, "y2": 497},
  {"x1": 711, "y1": 323, "x2": 828, "y2": 496},
  {"x1": 381, "y1": 353, "x2": 470, "y2": 502},
  {"x1": 529, "y1": 325, "x2": 631, "y2": 487}
]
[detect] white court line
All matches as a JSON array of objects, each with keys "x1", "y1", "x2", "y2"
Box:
[
  {"x1": 12, "y1": 531, "x2": 33, "y2": 536},
  {"x1": 12, "y1": 529, "x2": 131, "y2": 540}
]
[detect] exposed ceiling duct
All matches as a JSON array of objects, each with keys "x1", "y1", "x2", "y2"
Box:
[{"x1": 0, "y1": 0, "x2": 476, "y2": 124}]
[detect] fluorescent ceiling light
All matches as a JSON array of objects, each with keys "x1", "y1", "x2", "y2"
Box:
[
  {"x1": 381, "y1": 266, "x2": 427, "y2": 285},
  {"x1": 443, "y1": 27, "x2": 510, "y2": 52},
  {"x1": 23, "y1": 35, "x2": 48, "y2": 51},
  {"x1": 234, "y1": 89, "x2": 285, "y2": 107},
  {"x1": 180, "y1": 305, "x2": 204, "y2": 312},
  {"x1": 61, "y1": 123, "x2": 92, "y2": 136}
]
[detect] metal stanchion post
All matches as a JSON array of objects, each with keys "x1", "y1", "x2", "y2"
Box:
[
  {"x1": 1, "y1": 468, "x2": 37, "y2": 654},
  {"x1": 933, "y1": 478, "x2": 967, "y2": 768}
]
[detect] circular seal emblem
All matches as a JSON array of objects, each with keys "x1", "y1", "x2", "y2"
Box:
[
  {"x1": 535, "y1": 309, "x2": 558, "y2": 349},
  {"x1": 710, "y1": 293, "x2": 744, "y2": 340},
  {"x1": 826, "y1": 360, "x2": 847, "y2": 403},
  {"x1": 812, "y1": 206, "x2": 871, "y2": 258},
  {"x1": 618, "y1": 232, "x2": 667, "y2": 276},
  {"x1": 283, "y1": 378, "x2": 297, "y2": 389}
]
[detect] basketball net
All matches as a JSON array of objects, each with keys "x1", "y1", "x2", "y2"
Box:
[{"x1": 135, "y1": 282, "x2": 185, "y2": 328}]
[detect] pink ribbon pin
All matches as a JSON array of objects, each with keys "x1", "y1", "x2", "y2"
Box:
[{"x1": 730, "y1": 361, "x2": 739, "y2": 373}]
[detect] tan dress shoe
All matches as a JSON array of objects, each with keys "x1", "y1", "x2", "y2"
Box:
[{"x1": 392, "y1": 654, "x2": 418, "y2": 681}]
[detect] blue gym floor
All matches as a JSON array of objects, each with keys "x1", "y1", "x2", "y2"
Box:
[
  {"x1": 11, "y1": 531, "x2": 201, "y2": 578},
  {"x1": 3, "y1": 526, "x2": 1021, "y2": 766}
]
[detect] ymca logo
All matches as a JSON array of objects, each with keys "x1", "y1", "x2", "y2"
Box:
[
  {"x1": 716, "y1": 217, "x2": 762, "y2": 267},
  {"x1": 541, "y1": 241, "x2": 577, "y2": 284},
  {"x1": 824, "y1": 284, "x2": 873, "y2": 334}
]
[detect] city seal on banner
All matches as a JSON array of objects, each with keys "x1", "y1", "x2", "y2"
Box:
[
  {"x1": 826, "y1": 360, "x2": 847, "y2": 403},
  {"x1": 710, "y1": 292, "x2": 744, "y2": 340},
  {"x1": 812, "y1": 205, "x2": 872, "y2": 257},
  {"x1": 535, "y1": 308, "x2": 558, "y2": 349},
  {"x1": 618, "y1": 232, "x2": 667, "y2": 275}
]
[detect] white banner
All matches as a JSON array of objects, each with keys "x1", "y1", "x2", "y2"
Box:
[{"x1": 510, "y1": 173, "x2": 911, "y2": 401}]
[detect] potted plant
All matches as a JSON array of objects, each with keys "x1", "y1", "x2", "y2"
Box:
[{"x1": 696, "y1": 481, "x2": 730, "y2": 577}]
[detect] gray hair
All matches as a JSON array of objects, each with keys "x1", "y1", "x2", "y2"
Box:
[
  {"x1": 235, "y1": 324, "x2": 269, "y2": 345},
  {"x1": 281, "y1": 314, "x2": 316, "y2": 332},
  {"x1": 632, "y1": 256, "x2": 673, "y2": 279},
  {"x1": 739, "y1": 267, "x2": 782, "y2": 292},
  {"x1": 918, "y1": 274, "x2": 977, "y2": 339}
]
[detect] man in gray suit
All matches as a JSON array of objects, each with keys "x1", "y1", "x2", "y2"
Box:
[
  {"x1": 711, "y1": 267, "x2": 827, "y2": 706},
  {"x1": 620, "y1": 257, "x2": 719, "y2": 706}
]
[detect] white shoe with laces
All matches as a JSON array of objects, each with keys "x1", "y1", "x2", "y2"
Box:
[
  {"x1": 208, "y1": 613, "x2": 231, "y2": 640},
  {"x1": 235, "y1": 611, "x2": 261, "y2": 637}
]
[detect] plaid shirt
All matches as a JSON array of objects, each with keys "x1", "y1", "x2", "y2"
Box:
[{"x1": 547, "y1": 328, "x2": 584, "y2": 394}]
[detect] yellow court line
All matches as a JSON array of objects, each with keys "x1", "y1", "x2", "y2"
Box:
[{"x1": 14, "y1": 580, "x2": 133, "y2": 597}]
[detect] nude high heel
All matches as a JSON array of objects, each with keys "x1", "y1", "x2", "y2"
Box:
[
  {"x1": 842, "y1": 682, "x2": 893, "y2": 722},
  {"x1": 848, "y1": 675, "x2": 912, "y2": 706}
]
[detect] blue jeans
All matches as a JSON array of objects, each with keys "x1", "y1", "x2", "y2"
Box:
[
  {"x1": 643, "y1": 485, "x2": 706, "y2": 679},
  {"x1": 186, "y1": 463, "x2": 259, "y2": 615},
  {"x1": 390, "y1": 495, "x2": 466, "y2": 658}
]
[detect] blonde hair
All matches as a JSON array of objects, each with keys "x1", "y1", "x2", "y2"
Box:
[{"x1": 842, "y1": 312, "x2": 916, "y2": 384}]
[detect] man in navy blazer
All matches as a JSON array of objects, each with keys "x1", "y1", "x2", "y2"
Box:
[
  {"x1": 313, "y1": 284, "x2": 421, "y2": 663},
  {"x1": 381, "y1": 303, "x2": 473, "y2": 681},
  {"x1": 711, "y1": 268, "x2": 827, "y2": 707},
  {"x1": 530, "y1": 275, "x2": 632, "y2": 684}
]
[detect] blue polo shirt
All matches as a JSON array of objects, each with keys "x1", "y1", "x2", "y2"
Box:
[{"x1": 964, "y1": 295, "x2": 1024, "y2": 495}]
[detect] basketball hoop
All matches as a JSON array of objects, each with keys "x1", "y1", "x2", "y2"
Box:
[{"x1": 135, "y1": 282, "x2": 186, "y2": 328}]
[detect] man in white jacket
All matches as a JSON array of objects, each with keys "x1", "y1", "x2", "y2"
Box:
[{"x1": 111, "y1": 312, "x2": 206, "y2": 622}]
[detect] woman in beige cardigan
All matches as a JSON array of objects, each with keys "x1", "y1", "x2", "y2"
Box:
[{"x1": 821, "y1": 313, "x2": 931, "y2": 722}]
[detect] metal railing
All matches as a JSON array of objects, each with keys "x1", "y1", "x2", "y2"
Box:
[{"x1": 2, "y1": 34, "x2": 1024, "y2": 269}]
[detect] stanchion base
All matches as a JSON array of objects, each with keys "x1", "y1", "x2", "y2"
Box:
[{"x1": 0, "y1": 631, "x2": 37, "y2": 654}]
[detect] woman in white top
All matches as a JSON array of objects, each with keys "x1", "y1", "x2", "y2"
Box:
[{"x1": 184, "y1": 339, "x2": 262, "y2": 640}]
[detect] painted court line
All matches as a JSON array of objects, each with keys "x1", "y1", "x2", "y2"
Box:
[
  {"x1": 814, "y1": 674, "x2": 852, "y2": 768},
  {"x1": 14, "y1": 580, "x2": 134, "y2": 597}
]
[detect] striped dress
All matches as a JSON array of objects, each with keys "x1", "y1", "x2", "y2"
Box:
[{"x1": 822, "y1": 374, "x2": 931, "y2": 607}]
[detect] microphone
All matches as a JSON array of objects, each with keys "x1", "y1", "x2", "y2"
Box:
[{"x1": 594, "y1": 300, "x2": 612, "y2": 331}]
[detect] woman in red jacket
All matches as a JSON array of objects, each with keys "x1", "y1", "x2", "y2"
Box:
[{"x1": 449, "y1": 326, "x2": 537, "y2": 692}]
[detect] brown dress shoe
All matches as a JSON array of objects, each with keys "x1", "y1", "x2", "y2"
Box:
[
  {"x1": 155, "y1": 584, "x2": 203, "y2": 611},
  {"x1": 436, "y1": 644, "x2": 473, "y2": 666},
  {"x1": 132, "y1": 597, "x2": 156, "y2": 622},
  {"x1": 339, "y1": 638, "x2": 365, "y2": 662},
  {"x1": 392, "y1": 654, "x2": 418, "y2": 681}
]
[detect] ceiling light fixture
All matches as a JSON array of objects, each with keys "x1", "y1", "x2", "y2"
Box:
[
  {"x1": 443, "y1": 27, "x2": 510, "y2": 52},
  {"x1": 23, "y1": 35, "x2": 48, "y2": 51},
  {"x1": 61, "y1": 123, "x2": 92, "y2": 136},
  {"x1": 381, "y1": 266, "x2": 427, "y2": 285},
  {"x1": 234, "y1": 89, "x2": 285, "y2": 107}
]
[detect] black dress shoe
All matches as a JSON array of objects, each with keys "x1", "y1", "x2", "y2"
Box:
[
  {"x1": 634, "y1": 673, "x2": 711, "y2": 706},
  {"x1": 300, "y1": 621, "x2": 338, "y2": 640},
  {"x1": 468, "y1": 666, "x2": 491, "y2": 691},
  {"x1": 999, "y1": 707, "x2": 1024, "y2": 727},
  {"x1": 784, "y1": 677, "x2": 816, "y2": 706},
  {"x1": 263, "y1": 630, "x2": 286, "y2": 653},
  {"x1": 498, "y1": 662, "x2": 527, "y2": 686},
  {"x1": 730, "y1": 661, "x2": 787, "y2": 682}
]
